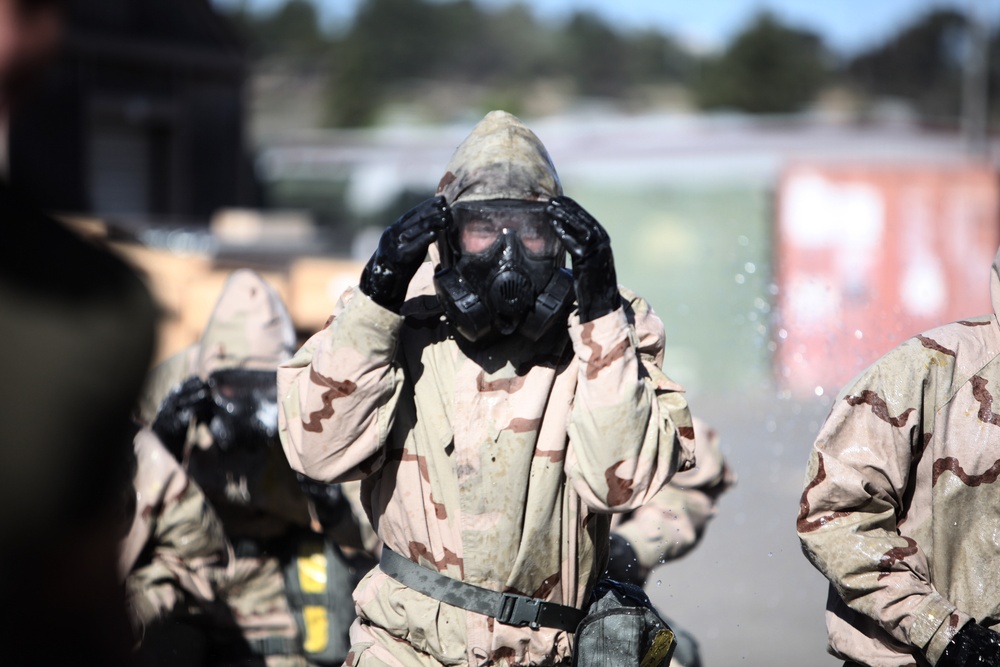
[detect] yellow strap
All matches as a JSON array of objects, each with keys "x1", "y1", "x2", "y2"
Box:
[
  {"x1": 297, "y1": 541, "x2": 328, "y2": 594},
  {"x1": 301, "y1": 605, "x2": 330, "y2": 654},
  {"x1": 640, "y1": 628, "x2": 675, "y2": 667}
]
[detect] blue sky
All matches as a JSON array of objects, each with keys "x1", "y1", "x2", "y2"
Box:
[{"x1": 214, "y1": 0, "x2": 994, "y2": 54}]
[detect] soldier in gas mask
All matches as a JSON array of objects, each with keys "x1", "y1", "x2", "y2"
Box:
[
  {"x1": 146, "y1": 270, "x2": 369, "y2": 667},
  {"x1": 278, "y1": 111, "x2": 695, "y2": 666}
]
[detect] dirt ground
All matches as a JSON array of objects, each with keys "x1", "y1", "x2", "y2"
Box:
[{"x1": 646, "y1": 391, "x2": 844, "y2": 666}]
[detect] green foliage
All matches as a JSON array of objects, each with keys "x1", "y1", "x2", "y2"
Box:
[
  {"x1": 221, "y1": 0, "x2": 329, "y2": 63},
  {"x1": 223, "y1": 0, "x2": 710, "y2": 126},
  {"x1": 694, "y1": 12, "x2": 829, "y2": 113},
  {"x1": 847, "y1": 9, "x2": 969, "y2": 121}
]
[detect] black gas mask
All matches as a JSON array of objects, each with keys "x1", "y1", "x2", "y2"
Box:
[
  {"x1": 205, "y1": 369, "x2": 279, "y2": 452},
  {"x1": 434, "y1": 199, "x2": 574, "y2": 342},
  {"x1": 152, "y1": 369, "x2": 279, "y2": 456}
]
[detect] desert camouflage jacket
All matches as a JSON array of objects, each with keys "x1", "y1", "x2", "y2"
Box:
[
  {"x1": 121, "y1": 428, "x2": 227, "y2": 634},
  {"x1": 613, "y1": 417, "x2": 733, "y2": 579},
  {"x1": 798, "y1": 247, "x2": 1000, "y2": 666},
  {"x1": 278, "y1": 111, "x2": 694, "y2": 666}
]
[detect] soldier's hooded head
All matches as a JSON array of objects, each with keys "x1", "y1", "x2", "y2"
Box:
[
  {"x1": 194, "y1": 269, "x2": 296, "y2": 452},
  {"x1": 151, "y1": 271, "x2": 318, "y2": 529},
  {"x1": 433, "y1": 111, "x2": 574, "y2": 342},
  {"x1": 151, "y1": 269, "x2": 296, "y2": 458}
]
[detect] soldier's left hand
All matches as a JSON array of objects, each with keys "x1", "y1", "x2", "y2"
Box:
[
  {"x1": 151, "y1": 376, "x2": 211, "y2": 458},
  {"x1": 938, "y1": 622, "x2": 1000, "y2": 667},
  {"x1": 547, "y1": 196, "x2": 619, "y2": 322}
]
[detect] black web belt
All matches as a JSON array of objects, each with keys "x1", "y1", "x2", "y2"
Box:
[{"x1": 379, "y1": 546, "x2": 585, "y2": 633}]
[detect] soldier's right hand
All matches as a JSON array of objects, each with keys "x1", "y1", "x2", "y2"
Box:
[
  {"x1": 359, "y1": 196, "x2": 451, "y2": 311},
  {"x1": 151, "y1": 376, "x2": 211, "y2": 459},
  {"x1": 938, "y1": 621, "x2": 1000, "y2": 667}
]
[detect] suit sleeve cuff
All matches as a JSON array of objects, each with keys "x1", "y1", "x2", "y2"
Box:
[
  {"x1": 908, "y1": 592, "x2": 967, "y2": 665},
  {"x1": 568, "y1": 306, "x2": 633, "y2": 365},
  {"x1": 340, "y1": 290, "x2": 404, "y2": 355}
]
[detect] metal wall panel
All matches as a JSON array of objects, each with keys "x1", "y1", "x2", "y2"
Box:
[{"x1": 774, "y1": 163, "x2": 1000, "y2": 396}]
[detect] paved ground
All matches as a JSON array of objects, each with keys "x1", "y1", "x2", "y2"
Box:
[{"x1": 645, "y1": 391, "x2": 844, "y2": 666}]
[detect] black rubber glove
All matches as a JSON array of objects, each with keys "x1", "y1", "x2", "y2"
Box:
[
  {"x1": 938, "y1": 621, "x2": 1000, "y2": 667},
  {"x1": 151, "y1": 376, "x2": 211, "y2": 459},
  {"x1": 360, "y1": 196, "x2": 451, "y2": 312},
  {"x1": 547, "y1": 196, "x2": 619, "y2": 323},
  {"x1": 604, "y1": 533, "x2": 644, "y2": 587}
]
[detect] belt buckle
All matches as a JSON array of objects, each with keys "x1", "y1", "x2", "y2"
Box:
[{"x1": 496, "y1": 592, "x2": 541, "y2": 630}]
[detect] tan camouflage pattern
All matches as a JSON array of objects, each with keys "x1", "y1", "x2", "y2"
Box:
[
  {"x1": 278, "y1": 111, "x2": 695, "y2": 666},
  {"x1": 797, "y1": 245, "x2": 1000, "y2": 666},
  {"x1": 155, "y1": 269, "x2": 312, "y2": 540},
  {"x1": 138, "y1": 271, "x2": 316, "y2": 664},
  {"x1": 121, "y1": 428, "x2": 227, "y2": 635},
  {"x1": 612, "y1": 417, "x2": 734, "y2": 578},
  {"x1": 436, "y1": 110, "x2": 562, "y2": 205}
]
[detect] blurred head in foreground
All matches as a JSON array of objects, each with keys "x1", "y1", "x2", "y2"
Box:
[{"x1": 0, "y1": 0, "x2": 63, "y2": 114}]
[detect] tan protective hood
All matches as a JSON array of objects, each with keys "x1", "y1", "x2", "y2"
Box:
[
  {"x1": 196, "y1": 269, "x2": 296, "y2": 376},
  {"x1": 435, "y1": 110, "x2": 562, "y2": 204}
]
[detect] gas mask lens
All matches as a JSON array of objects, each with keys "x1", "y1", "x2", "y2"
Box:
[
  {"x1": 452, "y1": 200, "x2": 561, "y2": 259},
  {"x1": 206, "y1": 369, "x2": 279, "y2": 449}
]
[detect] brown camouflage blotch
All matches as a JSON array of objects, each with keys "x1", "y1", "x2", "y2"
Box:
[
  {"x1": 932, "y1": 456, "x2": 1000, "y2": 487},
  {"x1": 971, "y1": 375, "x2": 1000, "y2": 426},
  {"x1": 323, "y1": 314, "x2": 336, "y2": 329},
  {"x1": 876, "y1": 536, "x2": 919, "y2": 580},
  {"x1": 959, "y1": 320, "x2": 992, "y2": 327},
  {"x1": 844, "y1": 390, "x2": 916, "y2": 428},
  {"x1": 430, "y1": 493, "x2": 448, "y2": 520},
  {"x1": 533, "y1": 447, "x2": 565, "y2": 463},
  {"x1": 678, "y1": 426, "x2": 696, "y2": 440},
  {"x1": 916, "y1": 334, "x2": 957, "y2": 357},
  {"x1": 605, "y1": 460, "x2": 635, "y2": 506},
  {"x1": 436, "y1": 171, "x2": 457, "y2": 193},
  {"x1": 396, "y1": 450, "x2": 447, "y2": 518},
  {"x1": 797, "y1": 453, "x2": 852, "y2": 533},
  {"x1": 345, "y1": 651, "x2": 355, "y2": 666},
  {"x1": 531, "y1": 572, "x2": 561, "y2": 599},
  {"x1": 477, "y1": 371, "x2": 527, "y2": 394},
  {"x1": 408, "y1": 541, "x2": 465, "y2": 578},
  {"x1": 490, "y1": 647, "x2": 517, "y2": 663},
  {"x1": 505, "y1": 417, "x2": 541, "y2": 433},
  {"x1": 579, "y1": 322, "x2": 630, "y2": 381},
  {"x1": 399, "y1": 451, "x2": 432, "y2": 483},
  {"x1": 302, "y1": 367, "x2": 358, "y2": 433}
]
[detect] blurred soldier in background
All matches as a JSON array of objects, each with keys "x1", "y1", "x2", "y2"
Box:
[
  {"x1": 121, "y1": 428, "x2": 230, "y2": 666},
  {"x1": 278, "y1": 110, "x2": 694, "y2": 666},
  {"x1": 606, "y1": 418, "x2": 734, "y2": 667},
  {"x1": 0, "y1": 0, "x2": 157, "y2": 664},
  {"x1": 798, "y1": 246, "x2": 1000, "y2": 666},
  {"x1": 147, "y1": 270, "x2": 370, "y2": 666}
]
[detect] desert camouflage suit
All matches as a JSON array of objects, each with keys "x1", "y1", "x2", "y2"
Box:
[
  {"x1": 612, "y1": 417, "x2": 733, "y2": 582},
  {"x1": 278, "y1": 111, "x2": 695, "y2": 667},
  {"x1": 121, "y1": 428, "x2": 228, "y2": 644},
  {"x1": 798, "y1": 246, "x2": 1000, "y2": 666},
  {"x1": 142, "y1": 270, "x2": 349, "y2": 667},
  {"x1": 611, "y1": 418, "x2": 733, "y2": 667}
]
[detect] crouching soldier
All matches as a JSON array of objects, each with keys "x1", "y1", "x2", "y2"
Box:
[
  {"x1": 607, "y1": 417, "x2": 734, "y2": 667},
  {"x1": 278, "y1": 111, "x2": 695, "y2": 666}
]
